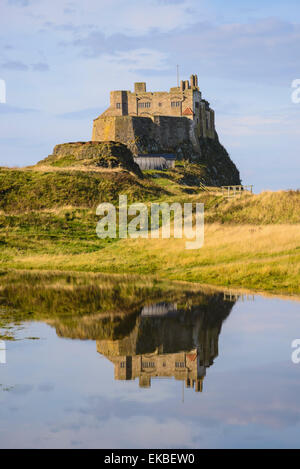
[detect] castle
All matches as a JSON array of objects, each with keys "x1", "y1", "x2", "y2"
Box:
[
  {"x1": 96, "y1": 301, "x2": 224, "y2": 392},
  {"x1": 44, "y1": 73, "x2": 241, "y2": 185},
  {"x1": 47, "y1": 288, "x2": 235, "y2": 395},
  {"x1": 92, "y1": 74, "x2": 217, "y2": 164}
]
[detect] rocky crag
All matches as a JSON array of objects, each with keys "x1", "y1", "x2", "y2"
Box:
[{"x1": 37, "y1": 141, "x2": 143, "y2": 178}]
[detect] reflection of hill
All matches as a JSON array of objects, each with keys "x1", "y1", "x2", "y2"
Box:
[
  {"x1": 0, "y1": 271, "x2": 161, "y2": 319},
  {"x1": 52, "y1": 312, "x2": 140, "y2": 341},
  {"x1": 0, "y1": 271, "x2": 231, "y2": 340},
  {"x1": 0, "y1": 271, "x2": 203, "y2": 331},
  {"x1": 0, "y1": 271, "x2": 236, "y2": 392},
  {"x1": 97, "y1": 295, "x2": 234, "y2": 392}
]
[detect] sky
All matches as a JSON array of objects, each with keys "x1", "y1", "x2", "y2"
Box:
[{"x1": 0, "y1": 0, "x2": 300, "y2": 192}]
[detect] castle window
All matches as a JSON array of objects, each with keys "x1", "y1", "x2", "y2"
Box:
[
  {"x1": 116, "y1": 103, "x2": 121, "y2": 109},
  {"x1": 158, "y1": 102, "x2": 162, "y2": 107},
  {"x1": 171, "y1": 101, "x2": 181, "y2": 108},
  {"x1": 120, "y1": 361, "x2": 126, "y2": 368},
  {"x1": 142, "y1": 361, "x2": 155, "y2": 368},
  {"x1": 138, "y1": 102, "x2": 151, "y2": 108},
  {"x1": 175, "y1": 362, "x2": 185, "y2": 368}
]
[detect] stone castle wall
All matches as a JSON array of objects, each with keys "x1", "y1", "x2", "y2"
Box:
[
  {"x1": 92, "y1": 114, "x2": 201, "y2": 156},
  {"x1": 96, "y1": 303, "x2": 223, "y2": 391},
  {"x1": 91, "y1": 74, "x2": 241, "y2": 185},
  {"x1": 92, "y1": 74, "x2": 216, "y2": 155},
  {"x1": 102, "y1": 75, "x2": 215, "y2": 140}
]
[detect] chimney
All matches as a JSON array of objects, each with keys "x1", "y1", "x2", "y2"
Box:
[{"x1": 134, "y1": 82, "x2": 146, "y2": 93}]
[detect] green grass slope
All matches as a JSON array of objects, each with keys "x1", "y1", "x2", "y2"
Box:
[{"x1": 0, "y1": 151, "x2": 299, "y2": 294}]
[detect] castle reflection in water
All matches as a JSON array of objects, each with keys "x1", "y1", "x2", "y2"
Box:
[{"x1": 96, "y1": 297, "x2": 235, "y2": 392}]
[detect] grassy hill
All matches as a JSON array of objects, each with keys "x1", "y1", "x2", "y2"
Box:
[
  {"x1": 0, "y1": 167, "x2": 164, "y2": 212},
  {"x1": 0, "y1": 143, "x2": 299, "y2": 295},
  {"x1": 205, "y1": 189, "x2": 300, "y2": 224}
]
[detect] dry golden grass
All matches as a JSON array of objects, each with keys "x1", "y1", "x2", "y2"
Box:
[
  {"x1": 24, "y1": 164, "x2": 128, "y2": 174},
  {"x1": 206, "y1": 190, "x2": 300, "y2": 224},
  {"x1": 3, "y1": 223, "x2": 299, "y2": 294}
]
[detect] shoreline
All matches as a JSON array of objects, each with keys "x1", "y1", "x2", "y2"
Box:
[{"x1": 1, "y1": 265, "x2": 300, "y2": 300}]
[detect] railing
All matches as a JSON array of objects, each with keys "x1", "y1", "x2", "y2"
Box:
[
  {"x1": 223, "y1": 291, "x2": 255, "y2": 302},
  {"x1": 221, "y1": 185, "x2": 253, "y2": 198}
]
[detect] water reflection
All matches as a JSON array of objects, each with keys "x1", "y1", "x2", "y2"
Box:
[
  {"x1": 97, "y1": 298, "x2": 234, "y2": 391},
  {"x1": 0, "y1": 271, "x2": 235, "y2": 392},
  {"x1": 2, "y1": 272, "x2": 300, "y2": 448}
]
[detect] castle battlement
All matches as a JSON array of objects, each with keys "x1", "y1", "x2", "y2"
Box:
[
  {"x1": 92, "y1": 74, "x2": 216, "y2": 158},
  {"x1": 94, "y1": 74, "x2": 215, "y2": 139}
]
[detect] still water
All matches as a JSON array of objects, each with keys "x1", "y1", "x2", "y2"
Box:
[{"x1": 0, "y1": 272, "x2": 300, "y2": 449}]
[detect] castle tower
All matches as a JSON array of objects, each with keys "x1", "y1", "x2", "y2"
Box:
[
  {"x1": 134, "y1": 82, "x2": 146, "y2": 93},
  {"x1": 109, "y1": 90, "x2": 128, "y2": 116},
  {"x1": 92, "y1": 72, "x2": 216, "y2": 154}
]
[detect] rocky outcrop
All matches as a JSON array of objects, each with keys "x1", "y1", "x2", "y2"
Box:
[
  {"x1": 91, "y1": 115, "x2": 240, "y2": 186},
  {"x1": 196, "y1": 134, "x2": 241, "y2": 186},
  {"x1": 37, "y1": 141, "x2": 143, "y2": 178}
]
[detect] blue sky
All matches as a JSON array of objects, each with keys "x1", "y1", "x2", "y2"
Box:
[{"x1": 0, "y1": 0, "x2": 299, "y2": 191}]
